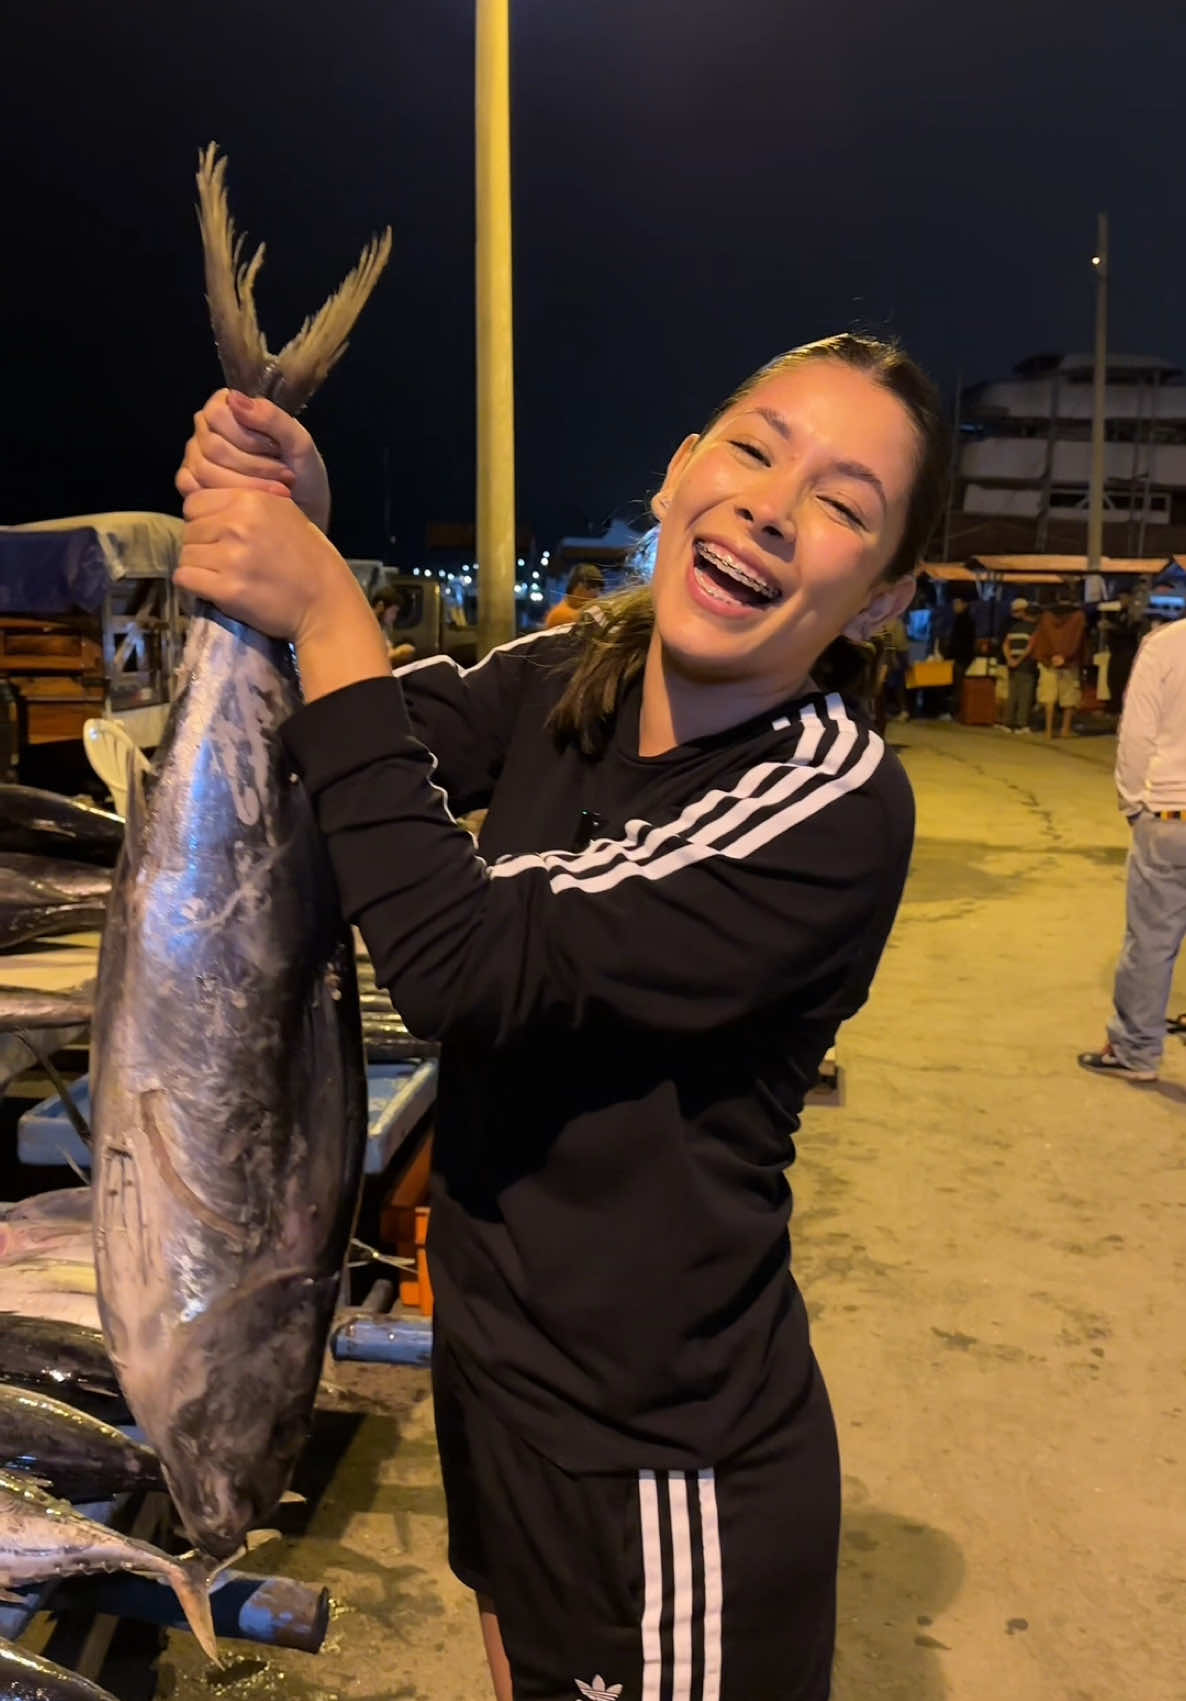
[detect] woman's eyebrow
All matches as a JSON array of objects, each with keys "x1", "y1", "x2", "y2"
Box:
[{"x1": 749, "y1": 408, "x2": 887, "y2": 513}]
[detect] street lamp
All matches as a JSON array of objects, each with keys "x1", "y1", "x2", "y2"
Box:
[
  {"x1": 1087, "y1": 213, "x2": 1109, "y2": 575},
  {"x1": 475, "y1": 0, "x2": 517, "y2": 656}
]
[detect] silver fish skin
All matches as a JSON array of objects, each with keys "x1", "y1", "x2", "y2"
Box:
[
  {"x1": 0, "y1": 864, "x2": 108, "y2": 951},
  {"x1": 91, "y1": 611, "x2": 366, "y2": 1561},
  {"x1": 0, "y1": 1311, "x2": 129, "y2": 1424},
  {"x1": 0, "y1": 1469, "x2": 216, "y2": 1659},
  {"x1": 0, "y1": 856, "x2": 111, "y2": 903},
  {"x1": 0, "y1": 1384, "x2": 159, "y2": 1502},
  {"x1": 0, "y1": 1636, "x2": 119, "y2": 1700},
  {"x1": 0, "y1": 986, "x2": 93, "y2": 1035},
  {"x1": 0, "y1": 788, "x2": 123, "y2": 866}
]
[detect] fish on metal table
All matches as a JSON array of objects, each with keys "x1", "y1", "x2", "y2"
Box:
[
  {"x1": 91, "y1": 143, "x2": 385, "y2": 1560},
  {"x1": 0, "y1": 1469, "x2": 216, "y2": 1659},
  {"x1": 0, "y1": 789, "x2": 122, "y2": 867},
  {"x1": 0, "y1": 1312, "x2": 129, "y2": 1424},
  {"x1": 0, "y1": 863, "x2": 109, "y2": 952},
  {"x1": 0, "y1": 1384, "x2": 158, "y2": 1503},
  {"x1": 0, "y1": 1636, "x2": 120, "y2": 1701}
]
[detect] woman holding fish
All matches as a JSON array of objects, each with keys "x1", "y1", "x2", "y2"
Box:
[{"x1": 176, "y1": 333, "x2": 946, "y2": 1701}]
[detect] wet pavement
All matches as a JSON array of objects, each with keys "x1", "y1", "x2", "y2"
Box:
[{"x1": 141, "y1": 723, "x2": 1184, "y2": 1701}]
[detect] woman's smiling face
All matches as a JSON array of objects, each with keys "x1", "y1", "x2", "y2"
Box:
[{"x1": 649, "y1": 358, "x2": 922, "y2": 690}]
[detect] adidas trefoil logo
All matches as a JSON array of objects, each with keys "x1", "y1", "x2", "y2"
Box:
[{"x1": 575, "y1": 1680, "x2": 623, "y2": 1701}]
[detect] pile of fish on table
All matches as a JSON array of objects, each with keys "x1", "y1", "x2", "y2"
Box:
[
  {"x1": 0, "y1": 784, "x2": 122, "y2": 1102},
  {"x1": 0, "y1": 145, "x2": 410, "y2": 1698}
]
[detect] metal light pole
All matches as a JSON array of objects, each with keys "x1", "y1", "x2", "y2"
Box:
[
  {"x1": 475, "y1": 0, "x2": 517, "y2": 656},
  {"x1": 1087, "y1": 212, "x2": 1109, "y2": 574}
]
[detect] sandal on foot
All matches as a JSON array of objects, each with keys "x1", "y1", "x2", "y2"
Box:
[{"x1": 1078, "y1": 1047, "x2": 1157, "y2": 1084}]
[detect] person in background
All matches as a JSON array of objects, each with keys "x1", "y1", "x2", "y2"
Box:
[
  {"x1": 1079, "y1": 616, "x2": 1186, "y2": 1083},
  {"x1": 941, "y1": 596, "x2": 976, "y2": 721},
  {"x1": 545, "y1": 563, "x2": 605, "y2": 629},
  {"x1": 1000, "y1": 597, "x2": 1038, "y2": 733},
  {"x1": 1100, "y1": 594, "x2": 1142, "y2": 718},
  {"x1": 877, "y1": 614, "x2": 911, "y2": 723},
  {"x1": 371, "y1": 588, "x2": 416, "y2": 668},
  {"x1": 1026, "y1": 599, "x2": 1086, "y2": 739}
]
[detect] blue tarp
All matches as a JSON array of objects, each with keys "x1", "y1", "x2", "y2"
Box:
[{"x1": 0, "y1": 528, "x2": 111, "y2": 614}]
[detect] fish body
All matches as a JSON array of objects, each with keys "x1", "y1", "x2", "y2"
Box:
[
  {"x1": 0, "y1": 857, "x2": 111, "y2": 903},
  {"x1": 0, "y1": 863, "x2": 108, "y2": 952},
  {"x1": 0, "y1": 1470, "x2": 216, "y2": 1659},
  {"x1": 0, "y1": 987, "x2": 93, "y2": 1036},
  {"x1": 0, "y1": 789, "x2": 122, "y2": 867},
  {"x1": 0, "y1": 1384, "x2": 158, "y2": 1501},
  {"x1": 92, "y1": 615, "x2": 366, "y2": 1559},
  {"x1": 0, "y1": 1637, "x2": 119, "y2": 1700},
  {"x1": 0, "y1": 1313, "x2": 128, "y2": 1424}
]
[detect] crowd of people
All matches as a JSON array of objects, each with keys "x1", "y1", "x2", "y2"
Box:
[{"x1": 869, "y1": 581, "x2": 1161, "y2": 734}]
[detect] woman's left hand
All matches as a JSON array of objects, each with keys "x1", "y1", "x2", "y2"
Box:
[{"x1": 177, "y1": 488, "x2": 357, "y2": 645}]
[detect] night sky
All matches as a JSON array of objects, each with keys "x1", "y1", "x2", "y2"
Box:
[{"x1": 2, "y1": 0, "x2": 1181, "y2": 559}]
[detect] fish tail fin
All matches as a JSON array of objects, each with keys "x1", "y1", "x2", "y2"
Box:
[
  {"x1": 167, "y1": 1554, "x2": 219, "y2": 1664},
  {"x1": 268, "y1": 226, "x2": 392, "y2": 415},
  {"x1": 195, "y1": 142, "x2": 270, "y2": 397}
]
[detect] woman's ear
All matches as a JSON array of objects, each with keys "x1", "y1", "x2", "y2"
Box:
[
  {"x1": 843, "y1": 575, "x2": 916, "y2": 644},
  {"x1": 650, "y1": 434, "x2": 699, "y2": 522}
]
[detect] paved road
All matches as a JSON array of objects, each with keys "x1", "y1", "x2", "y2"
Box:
[{"x1": 152, "y1": 722, "x2": 1185, "y2": 1701}]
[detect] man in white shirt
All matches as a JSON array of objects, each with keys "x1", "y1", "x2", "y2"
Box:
[{"x1": 1080, "y1": 618, "x2": 1186, "y2": 1082}]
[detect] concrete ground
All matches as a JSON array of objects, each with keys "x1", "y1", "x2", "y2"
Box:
[{"x1": 149, "y1": 722, "x2": 1185, "y2": 1701}]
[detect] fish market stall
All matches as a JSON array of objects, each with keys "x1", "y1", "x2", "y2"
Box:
[{"x1": 0, "y1": 511, "x2": 183, "y2": 761}]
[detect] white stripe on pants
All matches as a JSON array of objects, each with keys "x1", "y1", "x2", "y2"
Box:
[{"x1": 638, "y1": 1469, "x2": 724, "y2": 1701}]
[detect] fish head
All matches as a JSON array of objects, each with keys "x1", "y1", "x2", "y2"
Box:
[{"x1": 153, "y1": 1270, "x2": 340, "y2": 1560}]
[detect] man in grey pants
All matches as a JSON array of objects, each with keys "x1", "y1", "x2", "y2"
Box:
[{"x1": 1080, "y1": 618, "x2": 1186, "y2": 1083}]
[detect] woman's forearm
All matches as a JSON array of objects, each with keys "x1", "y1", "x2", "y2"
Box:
[{"x1": 296, "y1": 585, "x2": 392, "y2": 704}]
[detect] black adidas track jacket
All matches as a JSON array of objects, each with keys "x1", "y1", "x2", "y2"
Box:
[{"x1": 282, "y1": 626, "x2": 914, "y2": 1471}]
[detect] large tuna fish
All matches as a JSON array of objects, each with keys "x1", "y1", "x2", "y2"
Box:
[
  {"x1": 0, "y1": 1469, "x2": 216, "y2": 1659},
  {"x1": 0, "y1": 1310, "x2": 129, "y2": 1422},
  {"x1": 91, "y1": 143, "x2": 385, "y2": 1561},
  {"x1": 0, "y1": 1384, "x2": 159, "y2": 1502},
  {"x1": 0, "y1": 1636, "x2": 121, "y2": 1700},
  {"x1": 0, "y1": 787, "x2": 123, "y2": 866},
  {"x1": 0, "y1": 860, "x2": 110, "y2": 951}
]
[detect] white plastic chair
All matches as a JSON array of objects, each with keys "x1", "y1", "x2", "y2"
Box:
[{"x1": 82, "y1": 718, "x2": 149, "y2": 819}]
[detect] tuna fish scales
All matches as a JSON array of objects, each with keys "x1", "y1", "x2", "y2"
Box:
[{"x1": 91, "y1": 144, "x2": 383, "y2": 1560}]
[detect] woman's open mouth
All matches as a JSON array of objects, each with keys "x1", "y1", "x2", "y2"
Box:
[{"x1": 687, "y1": 540, "x2": 782, "y2": 618}]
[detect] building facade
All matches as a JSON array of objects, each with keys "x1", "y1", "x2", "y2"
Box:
[{"x1": 947, "y1": 352, "x2": 1186, "y2": 560}]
